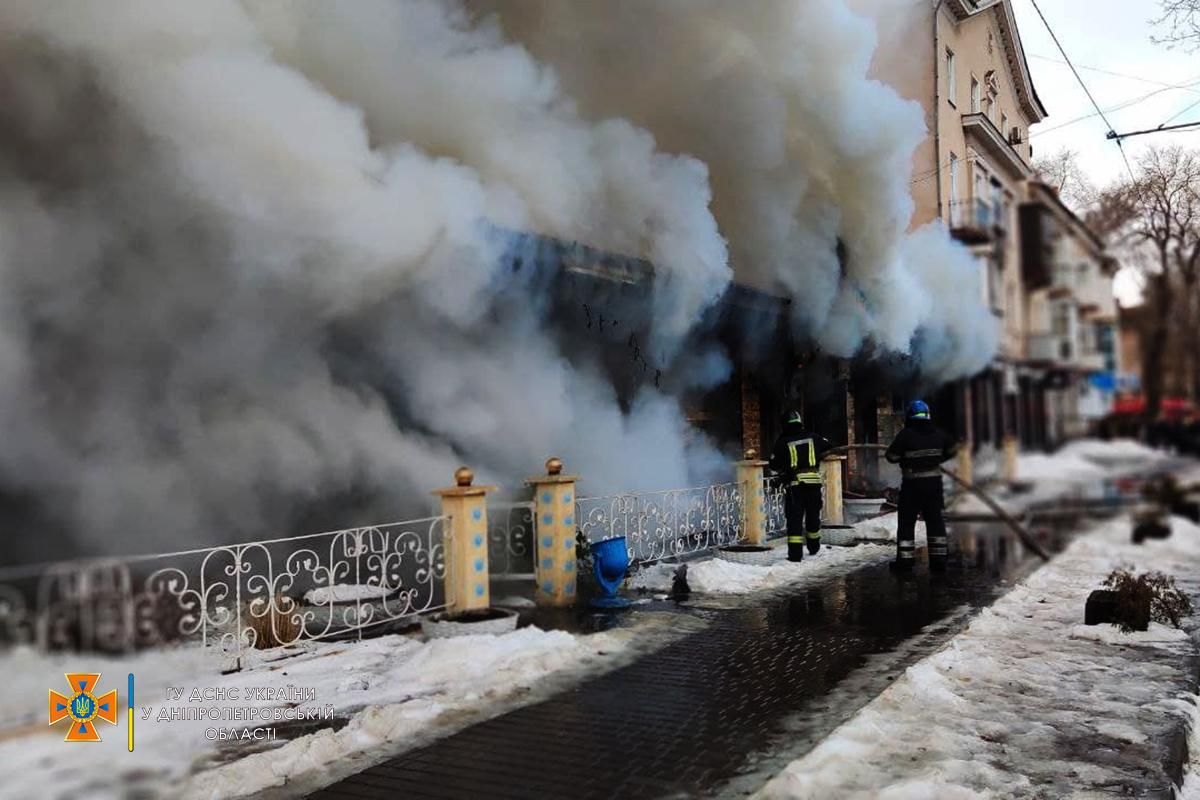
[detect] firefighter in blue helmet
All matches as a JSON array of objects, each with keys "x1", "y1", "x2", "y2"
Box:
[
  {"x1": 885, "y1": 400, "x2": 957, "y2": 572},
  {"x1": 769, "y1": 410, "x2": 832, "y2": 562}
]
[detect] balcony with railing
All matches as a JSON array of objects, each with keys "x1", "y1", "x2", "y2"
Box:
[
  {"x1": 949, "y1": 198, "x2": 998, "y2": 245},
  {"x1": 1028, "y1": 332, "x2": 1073, "y2": 365},
  {"x1": 1075, "y1": 350, "x2": 1106, "y2": 372},
  {"x1": 961, "y1": 112, "x2": 1032, "y2": 180}
]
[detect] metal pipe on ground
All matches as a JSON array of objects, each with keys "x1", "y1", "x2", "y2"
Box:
[{"x1": 824, "y1": 443, "x2": 1051, "y2": 562}]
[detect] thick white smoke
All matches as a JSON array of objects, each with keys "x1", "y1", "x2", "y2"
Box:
[
  {"x1": 470, "y1": 0, "x2": 996, "y2": 365},
  {"x1": 0, "y1": 0, "x2": 994, "y2": 559}
]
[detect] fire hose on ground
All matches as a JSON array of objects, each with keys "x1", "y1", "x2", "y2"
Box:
[{"x1": 823, "y1": 443, "x2": 1051, "y2": 562}]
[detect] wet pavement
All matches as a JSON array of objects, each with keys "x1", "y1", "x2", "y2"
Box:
[{"x1": 311, "y1": 517, "x2": 1075, "y2": 800}]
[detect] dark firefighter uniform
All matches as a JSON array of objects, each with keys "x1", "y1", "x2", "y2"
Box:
[
  {"x1": 769, "y1": 412, "x2": 832, "y2": 562},
  {"x1": 885, "y1": 400, "x2": 957, "y2": 572}
]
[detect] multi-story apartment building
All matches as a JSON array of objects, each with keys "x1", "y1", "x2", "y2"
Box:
[
  {"x1": 1020, "y1": 180, "x2": 1121, "y2": 443},
  {"x1": 870, "y1": 0, "x2": 1049, "y2": 452}
]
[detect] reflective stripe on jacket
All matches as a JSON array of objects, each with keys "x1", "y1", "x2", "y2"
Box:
[{"x1": 787, "y1": 438, "x2": 821, "y2": 485}]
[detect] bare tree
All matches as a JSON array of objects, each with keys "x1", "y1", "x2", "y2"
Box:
[
  {"x1": 1153, "y1": 0, "x2": 1200, "y2": 50},
  {"x1": 1101, "y1": 146, "x2": 1200, "y2": 419},
  {"x1": 1033, "y1": 148, "x2": 1097, "y2": 210}
]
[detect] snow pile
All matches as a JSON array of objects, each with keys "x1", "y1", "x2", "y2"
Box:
[
  {"x1": 952, "y1": 437, "x2": 1165, "y2": 517},
  {"x1": 1015, "y1": 452, "x2": 1106, "y2": 482},
  {"x1": 629, "y1": 510, "x2": 925, "y2": 596},
  {"x1": 1015, "y1": 437, "x2": 1164, "y2": 485},
  {"x1": 1182, "y1": 701, "x2": 1200, "y2": 799},
  {"x1": 303, "y1": 583, "x2": 392, "y2": 604},
  {"x1": 493, "y1": 595, "x2": 536, "y2": 608},
  {"x1": 631, "y1": 541, "x2": 895, "y2": 595},
  {"x1": 1059, "y1": 438, "x2": 1163, "y2": 465},
  {"x1": 757, "y1": 515, "x2": 1200, "y2": 798},
  {"x1": 0, "y1": 626, "x2": 626, "y2": 800},
  {"x1": 851, "y1": 512, "x2": 922, "y2": 543}
]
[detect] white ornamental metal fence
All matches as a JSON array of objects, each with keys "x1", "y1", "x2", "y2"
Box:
[
  {"x1": 0, "y1": 516, "x2": 447, "y2": 665},
  {"x1": 575, "y1": 482, "x2": 743, "y2": 568},
  {"x1": 487, "y1": 501, "x2": 536, "y2": 578},
  {"x1": 765, "y1": 478, "x2": 788, "y2": 537}
]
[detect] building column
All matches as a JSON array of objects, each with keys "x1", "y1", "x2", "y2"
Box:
[
  {"x1": 740, "y1": 372, "x2": 762, "y2": 459},
  {"x1": 844, "y1": 366, "x2": 858, "y2": 488},
  {"x1": 961, "y1": 379, "x2": 975, "y2": 452},
  {"x1": 1002, "y1": 435, "x2": 1019, "y2": 483},
  {"x1": 432, "y1": 467, "x2": 495, "y2": 616},
  {"x1": 526, "y1": 458, "x2": 580, "y2": 608},
  {"x1": 956, "y1": 446, "x2": 974, "y2": 486}
]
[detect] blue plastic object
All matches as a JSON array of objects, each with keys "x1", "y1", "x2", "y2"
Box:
[{"x1": 589, "y1": 536, "x2": 632, "y2": 609}]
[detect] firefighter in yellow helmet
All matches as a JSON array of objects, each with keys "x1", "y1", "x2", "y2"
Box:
[{"x1": 769, "y1": 409, "x2": 832, "y2": 562}]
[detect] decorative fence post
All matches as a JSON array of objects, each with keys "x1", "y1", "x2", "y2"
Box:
[
  {"x1": 1002, "y1": 436, "x2": 1018, "y2": 483},
  {"x1": 433, "y1": 466, "x2": 495, "y2": 616},
  {"x1": 735, "y1": 449, "x2": 769, "y2": 546},
  {"x1": 820, "y1": 455, "x2": 847, "y2": 525},
  {"x1": 527, "y1": 458, "x2": 579, "y2": 608}
]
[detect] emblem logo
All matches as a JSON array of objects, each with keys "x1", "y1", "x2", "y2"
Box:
[{"x1": 48, "y1": 673, "x2": 118, "y2": 742}]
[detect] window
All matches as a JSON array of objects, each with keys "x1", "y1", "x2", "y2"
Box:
[
  {"x1": 1052, "y1": 302, "x2": 1072, "y2": 336},
  {"x1": 947, "y1": 49, "x2": 957, "y2": 105},
  {"x1": 985, "y1": 97, "x2": 994, "y2": 122},
  {"x1": 970, "y1": 77, "x2": 980, "y2": 113}
]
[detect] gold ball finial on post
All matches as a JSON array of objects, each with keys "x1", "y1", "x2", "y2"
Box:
[
  {"x1": 744, "y1": 448, "x2": 758, "y2": 460},
  {"x1": 454, "y1": 466, "x2": 474, "y2": 487},
  {"x1": 545, "y1": 457, "x2": 563, "y2": 476}
]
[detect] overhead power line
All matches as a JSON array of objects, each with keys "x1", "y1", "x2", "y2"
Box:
[
  {"x1": 1026, "y1": 0, "x2": 1136, "y2": 180},
  {"x1": 1027, "y1": 53, "x2": 1200, "y2": 95},
  {"x1": 1163, "y1": 95, "x2": 1200, "y2": 126},
  {"x1": 1031, "y1": 78, "x2": 1200, "y2": 137}
]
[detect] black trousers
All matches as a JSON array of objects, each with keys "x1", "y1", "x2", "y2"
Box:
[
  {"x1": 785, "y1": 483, "x2": 823, "y2": 561},
  {"x1": 897, "y1": 477, "x2": 947, "y2": 566}
]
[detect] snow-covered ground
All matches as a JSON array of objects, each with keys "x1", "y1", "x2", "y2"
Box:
[
  {"x1": 1183, "y1": 701, "x2": 1200, "y2": 799},
  {"x1": 952, "y1": 437, "x2": 1166, "y2": 516},
  {"x1": 756, "y1": 511, "x2": 1200, "y2": 798},
  {"x1": 0, "y1": 621, "x2": 658, "y2": 800},
  {"x1": 631, "y1": 541, "x2": 897, "y2": 596}
]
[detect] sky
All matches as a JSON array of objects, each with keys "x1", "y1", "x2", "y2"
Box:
[{"x1": 1011, "y1": 0, "x2": 1200, "y2": 189}]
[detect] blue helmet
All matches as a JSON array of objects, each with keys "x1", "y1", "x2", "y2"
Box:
[{"x1": 907, "y1": 400, "x2": 931, "y2": 421}]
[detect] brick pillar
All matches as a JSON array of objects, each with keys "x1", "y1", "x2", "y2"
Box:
[
  {"x1": 432, "y1": 467, "x2": 495, "y2": 616},
  {"x1": 735, "y1": 449, "x2": 769, "y2": 546},
  {"x1": 526, "y1": 458, "x2": 580, "y2": 607}
]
